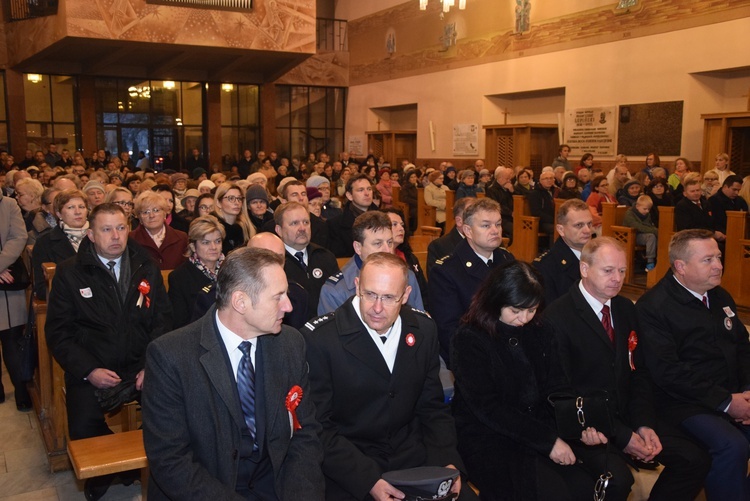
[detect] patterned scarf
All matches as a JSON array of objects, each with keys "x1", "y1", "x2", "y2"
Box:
[
  {"x1": 190, "y1": 253, "x2": 224, "y2": 282},
  {"x1": 61, "y1": 221, "x2": 90, "y2": 252}
]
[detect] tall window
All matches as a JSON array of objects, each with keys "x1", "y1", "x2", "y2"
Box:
[
  {"x1": 275, "y1": 86, "x2": 346, "y2": 160},
  {"x1": 95, "y1": 79, "x2": 204, "y2": 168},
  {"x1": 0, "y1": 72, "x2": 8, "y2": 151},
  {"x1": 220, "y1": 84, "x2": 260, "y2": 160},
  {"x1": 24, "y1": 74, "x2": 78, "y2": 154}
]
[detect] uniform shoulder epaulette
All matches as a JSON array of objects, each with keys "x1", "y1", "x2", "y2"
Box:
[
  {"x1": 410, "y1": 307, "x2": 432, "y2": 319},
  {"x1": 434, "y1": 254, "x2": 451, "y2": 266},
  {"x1": 533, "y1": 249, "x2": 550, "y2": 262},
  {"x1": 325, "y1": 271, "x2": 343, "y2": 284},
  {"x1": 303, "y1": 313, "x2": 335, "y2": 331}
]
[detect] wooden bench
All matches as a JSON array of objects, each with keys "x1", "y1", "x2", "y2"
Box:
[
  {"x1": 600, "y1": 203, "x2": 645, "y2": 285},
  {"x1": 646, "y1": 206, "x2": 675, "y2": 288},
  {"x1": 67, "y1": 429, "x2": 148, "y2": 498},
  {"x1": 417, "y1": 187, "x2": 437, "y2": 234},
  {"x1": 508, "y1": 195, "x2": 542, "y2": 263},
  {"x1": 722, "y1": 211, "x2": 750, "y2": 307}
]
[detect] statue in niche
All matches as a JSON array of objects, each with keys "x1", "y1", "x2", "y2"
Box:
[
  {"x1": 515, "y1": 0, "x2": 531, "y2": 34},
  {"x1": 439, "y1": 22, "x2": 457, "y2": 51},
  {"x1": 617, "y1": 0, "x2": 638, "y2": 9},
  {"x1": 386, "y1": 31, "x2": 396, "y2": 55}
]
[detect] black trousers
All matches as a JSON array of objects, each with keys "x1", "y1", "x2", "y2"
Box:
[
  {"x1": 0, "y1": 325, "x2": 30, "y2": 403},
  {"x1": 64, "y1": 373, "x2": 114, "y2": 440}
]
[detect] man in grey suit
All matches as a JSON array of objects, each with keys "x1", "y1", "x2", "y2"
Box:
[{"x1": 143, "y1": 247, "x2": 325, "y2": 500}]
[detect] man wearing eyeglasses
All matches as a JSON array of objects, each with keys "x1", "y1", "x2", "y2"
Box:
[{"x1": 302, "y1": 253, "x2": 472, "y2": 501}]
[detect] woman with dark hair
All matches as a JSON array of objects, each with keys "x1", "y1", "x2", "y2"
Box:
[
  {"x1": 364, "y1": 164, "x2": 378, "y2": 183},
  {"x1": 452, "y1": 261, "x2": 609, "y2": 501},
  {"x1": 641, "y1": 152, "x2": 660, "y2": 180},
  {"x1": 577, "y1": 153, "x2": 594, "y2": 174},
  {"x1": 193, "y1": 193, "x2": 215, "y2": 219},
  {"x1": 556, "y1": 172, "x2": 581, "y2": 200},
  {"x1": 646, "y1": 178, "x2": 673, "y2": 227},
  {"x1": 152, "y1": 184, "x2": 190, "y2": 233},
  {"x1": 383, "y1": 208, "x2": 428, "y2": 308},
  {"x1": 586, "y1": 176, "x2": 616, "y2": 233},
  {"x1": 514, "y1": 169, "x2": 533, "y2": 197}
]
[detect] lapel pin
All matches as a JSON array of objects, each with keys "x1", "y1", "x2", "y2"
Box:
[
  {"x1": 466, "y1": 261, "x2": 472, "y2": 268},
  {"x1": 405, "y1": 333, "x2": 415, "y2": 346}
]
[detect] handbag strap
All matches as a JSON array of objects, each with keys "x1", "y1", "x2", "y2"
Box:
[{"x1": 593, "y1": 442, "x2": 613, "y2": 501}]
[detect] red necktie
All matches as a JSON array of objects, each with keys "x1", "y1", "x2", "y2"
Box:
[
  {"x1": 702, "y1": 295, "x2": 708, "y2": 308},
  {"x1": 601, "y1": 305, "x2": 615, "y2": 345}
]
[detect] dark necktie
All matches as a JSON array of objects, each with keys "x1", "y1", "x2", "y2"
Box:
[
  {"x1": 487, "y1": 258, "x2": 493, "y2": 267},
  {"x1": 106, "y1": 260, "x2": 117, "y2": 282},
  {"x1": 237, "y1": 341, "x2": 257, "y2": 441},
  {"x1": 702, "y1": 295, "x2": 709, "y2": 308},
  {"x1": 294, "y1": 251, "x2": 307, "y2": 271},
  {"x1": 380, "y1": 335, "x2": 387, "y2": 344},
  {"x1": 601, "y1": 305, "x2": 615, "y2": 345}
]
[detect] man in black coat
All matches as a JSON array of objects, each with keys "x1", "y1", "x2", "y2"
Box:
[
  {"x1": 544, "y1": 237, "x2": 710, "y2": 501},
  {"x1": 675, "y1": 177, "x2": 713, "y2": 232},
  {"x1": 533, "y1": 199, "x2": 592, "y2": 306},
  {"x1": 327, "y1": 174, "x2": 378, "y2": 257},
  {"x1": 301, "y1": 253, "x2": 470, "y2": 501},
  {"x1": 708, "y1": 174, "x2": 748, "y2": 242},
  {"x1": 636, "y1": 229, "x2": 750, "y2": 500},
  {"x1": 46, "y1": 203, "x2": 172, "y2": 499},
  {"x1": 429, "y1": 198, "x2": 514, "y2": 365},
  {"x1": 426, "y1": 197, "x2": 474, "y2": 276},
  {"x1": 527, "y1": 170, "x2": 557, "y2": 244},
  {"x1": 275, "y1": 202, "x2": 339, "y2": 320},
  {"x1": 484, "y1": 166, "x2": 514, "y2": 243}
]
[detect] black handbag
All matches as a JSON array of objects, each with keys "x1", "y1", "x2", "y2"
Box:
[
  {"x1": 94, "y1": 371, "x2": 140, "y2": 413},
  {"x1": 547, "y1": 391, "x2": 614, "y2": 439}
]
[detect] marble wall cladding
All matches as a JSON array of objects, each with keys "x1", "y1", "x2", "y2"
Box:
[
  {"x1": 5, "y1": 0, "x2": 316, "y2": 66},
  {"x1": 348, "y1": 0, "x2": 750, "y2": 86}
]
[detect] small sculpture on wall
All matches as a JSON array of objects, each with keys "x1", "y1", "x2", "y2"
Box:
[
  {"x1": 439, "y1": 22, "x2": 457, "y2": 51},
  {"x1": 386, "y1": 30, "x2": 396, "y2": 56},
  {"x1": 614, "y1": 0, "x2": 641, "y2": 14},
  {"x1": 515, "y1": 0, "x2": 531, "y2": 34}
]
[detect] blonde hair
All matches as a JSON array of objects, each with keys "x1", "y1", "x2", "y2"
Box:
[
  {"x1": 214, "y1": 182, "x2": 256, "y2": 244},
  {"x1": 134, "y1": 190, "x2": 169, "y2": 215},
  {"x1": 186, "y1": 215, "x2": 226, "y2": 257},
  {"x1": 740, "y1": 175, "x2": 750, "y2": 207},
  {"x1": 15, "y1": 178, "x2": 44, "y2": 202}
]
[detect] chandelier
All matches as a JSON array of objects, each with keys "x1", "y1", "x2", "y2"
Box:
[{"x1": 420, "y1": 0, "x2": 466, "y2": 13}]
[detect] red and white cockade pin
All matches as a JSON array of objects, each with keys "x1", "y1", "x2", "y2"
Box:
[
  {"x1": 405, "y1": 333, "x2": 416, "y2": 347},
  {"x1": 137, "y1": 279, "x2": 151, "y2": 308},
  {"x1": 285, "y1": 385, "x2": 303, "y2": 430},
  {"x1": 628, "y1": 331, "x2": 638, "y2": 371}
]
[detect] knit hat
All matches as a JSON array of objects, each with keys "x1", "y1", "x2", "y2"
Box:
[
  {"x1": 306, "y1": 175, "x2": 330, "y2": 189},
  {"x1": 246, "y1": 184, "x2": 268, "y2": 203},
  {"x1": 479, "y1": 169, "x2": 490, "y2": 177},
  {"x1": 198, "y1": 180, "x2": 216, "y2": 191},
  {"x1": 445, "y1": 166, "x2": 456, "y2": 175},
  {"x1": 378, "y1": 168, "x2": 391, "y2": 178},
  {"x1": 82, "y1": 180, "x2": 105, "y2": 194},
  {"x1": 182, "y1": 188, "x2": 200, "y2": 200},
  {"x1": 306, "y1": 187, "x2": 322, "y2": 201},
  {"x1": 192, "y1": 167, "x2": 207, "y2": 180},
  {"x1": 276, "y1": 176, "x2": 298, "y2": 196},
  {"x1": 247, "y1": 172, "x2": 266, "y2": 185},
  {"x1": 171, "y1": 172, "x2": 188, "y2": 185},
  {"x1": 428, "y1": 171, "x2": 442, "y2": 183}
]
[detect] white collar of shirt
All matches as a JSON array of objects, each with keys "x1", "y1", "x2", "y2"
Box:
[
  {"x1": 672, "y1": 275, "x2": 708, "y2": 306},
  {"x1": 578, "y1": 281, "x2": 613, "y2": 326},
  {"x1": 216, "y1": 311, "x2": 256, "y2": 382},
  {"x1": 474, "y1": 250, "x2": 492, "y2": 265},
  {"x1": 570, "y1": 247, "x2": 582, "y2": 260},
  {"x1": 351, "y1": 296, "x2": 401, "y2": 373},
  {"x1": 284, "y1": 244, "x2": 307, "y2": 265},
  {"x1": 97, "y1": 254, "x2": 122, "y2": 281}
]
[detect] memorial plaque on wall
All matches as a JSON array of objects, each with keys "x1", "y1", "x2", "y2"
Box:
[
  {"x1": 617, "y1": 101, "x2": 683, "y2": 156},
  {"x1": 564, "y1": 107, "x2": 617, "y2": 157},
  {"x1": 453, "y1": 123, "x2": 479, "y2": 156}
]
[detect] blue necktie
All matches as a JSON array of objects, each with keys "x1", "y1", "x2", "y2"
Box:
[
  {"x1": 294, "y1": 251, "x2": 307, "y2": 271},
  {"x1": 237, "y1": 341, "x2": 257, "y2": 441}
]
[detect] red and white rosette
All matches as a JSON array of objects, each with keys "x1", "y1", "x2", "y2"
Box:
[
  {"x1": 137, "y1": 279, "x2": 151, "y2": 308},
  {"x1": 628, "y1": 331, "x2": 638, "y2": 371},
  {"x1": 286, "y1": 385, "x2": 303, "y2": 431}
]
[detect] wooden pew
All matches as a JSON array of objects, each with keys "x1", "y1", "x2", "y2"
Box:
[
  {"x1": 445, "y1": 191, "x2": 455, "y2": 234},
  {"x1": 600, "y1": 203, "x2": 644, "y2": 285},
  {"x1": 409, "y1": 229, "x2": 442, "y2": 280},
  {"x1": 722, "y1": 211, "x2": 750, "y2": 307},
  {"x1": 67, "y1": 430, "x2": 148, "y2": 499},
  {"x1": 391, "y1": 186, "x2": 409, "y2": 226},
  {"x1": 417, "y1": 187, "x2": 437, "y2": 233},
  {"x1": 647, "y1": 207, "x2": 675, "y2": 288},
  {"x1": 507, "y1": 195, "x2": 541, "y2": 263}
]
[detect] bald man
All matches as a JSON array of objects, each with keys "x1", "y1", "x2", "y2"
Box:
[{"x1": 192, "y1": 232, "x2": 309, "y2": 329}]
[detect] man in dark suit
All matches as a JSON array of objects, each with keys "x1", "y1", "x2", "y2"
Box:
[
  {"x1": 534, "y1": 199, "x2": 592, "y2": 306},
  {"x1": 302, "y1": 253, "x2": 470, "y2": 501},
  {"x1": 544, "y1": 237, "x2": 710, "y2": 501},
  {"x1": 143, "y1": 248, "x2": 325, "y2": 500},
  {"x1": 426, "y1": 197, "x2": 474, "y2": 276},
  {"x1": 636, "y1": 229, "x2": 750, "y2": 500},
  {"x1": 484, "y1": 166, "x2": 514, "y2": 243},
  {"x1": 675, "y1": 177, "x2": 713, "y2": 232},
  {"x1": 327, "y1": 174, "x2": 378, "y2": 257},
  {"x1": 429, "y1": 198, "x2": 514, "y2": 365},
  {"x1": 708, "y1": 174, "x2": 748, "y2": 244},
  {"x1": 274, "y1": 202, "x2": 339, "y2": 320},
  {"x1": 527, "y1": 169, "x2": 557, "y2": 244}
]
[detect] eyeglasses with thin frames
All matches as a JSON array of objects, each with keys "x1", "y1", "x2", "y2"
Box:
[
  {"x1": 140, "y1": 208, "x2": 162, "y2": 217},
  {"x1": 359, "y1": 290, "x2": 405, "y2": 306},
  {"x1": 223, "y1": 195, "x2": 245, "y2": 203}
]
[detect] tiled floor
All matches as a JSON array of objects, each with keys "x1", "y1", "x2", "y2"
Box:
[{"x1": 0, "y1": 369, "x2": 141, "y2": 501}]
